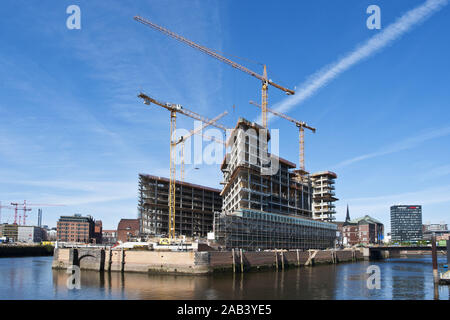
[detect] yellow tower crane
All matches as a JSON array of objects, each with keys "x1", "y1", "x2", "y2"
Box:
[
  {"x1": 249, "y1": 100, "x2": 316, "y2": 176},
  {"x1": 134, "y1": 16, "x2": 295, "y2": 129},
  {"x1": 138, "y1": 92, "x2": 229, "y2": 240}
]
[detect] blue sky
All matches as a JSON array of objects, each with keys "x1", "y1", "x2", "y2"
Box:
[{"x1": 0, "y1": 0, "x2": 449, "y2": 231}]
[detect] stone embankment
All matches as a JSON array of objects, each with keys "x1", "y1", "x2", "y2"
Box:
[{"x1": 53, "y1": 247, "x2": 363, "y2": 274}]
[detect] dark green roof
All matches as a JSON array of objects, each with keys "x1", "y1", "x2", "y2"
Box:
[{"x1": 349, "y1": 215, "x2": 383, "y2": 225}]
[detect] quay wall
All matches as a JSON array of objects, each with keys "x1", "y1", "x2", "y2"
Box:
[
  {"x1": 0, "y1": 245, "x2": 54, "y2": 258},
  {"x1": 53, "y1": 247, "x2": 362, "y2": 274}
]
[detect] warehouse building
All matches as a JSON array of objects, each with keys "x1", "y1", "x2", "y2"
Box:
[{"x1": 117, "y1": 219, "x2": 140, "y2": 242}]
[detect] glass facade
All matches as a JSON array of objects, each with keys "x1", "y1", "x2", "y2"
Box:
[{"x1": 390, "y1": 205, "x2": 422, "y2": 242}]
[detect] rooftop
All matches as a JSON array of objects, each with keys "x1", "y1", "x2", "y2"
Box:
[
  {"x1": 139, "y1": 173, "x2": 221, "y2": 193},
  {"x1": 349, "y1": 215, "x2": 383, "y2": 225}
]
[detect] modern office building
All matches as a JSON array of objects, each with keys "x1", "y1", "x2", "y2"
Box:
[
  {"x1": 139, "y1": 174, "x2": 222, "y2": 238},
  {"x1": 215, "y1": 118, "x2": 337, "y2": 251},
  {"x1": 390, "y1": 205, "x2": 423, "y2": 242},
  {"x1": 56, "y1": 214, "x2": 96, "y2": 243}
]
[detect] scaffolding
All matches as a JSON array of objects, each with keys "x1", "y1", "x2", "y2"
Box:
[
  {"x1": 214, "y1": 209, "x2": 337, "y2": 251},
  {"x1": 139, "y1": 174, "x2": 222, "y2": 238},
  {"x1": 221, "y1": 118, "x2": 312, "y2": 218},
  {"x1": 216, "y1": 118, "x2": 337, "y2": 250}
]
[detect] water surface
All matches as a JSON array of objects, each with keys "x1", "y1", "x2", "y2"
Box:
[{"x1": 0, "y1": 255, "x2": 448, "y2": 299}]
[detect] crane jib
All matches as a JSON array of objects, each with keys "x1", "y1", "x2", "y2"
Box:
[{"x1": 134, "y1": 16, "x2": 295, "y2": 96}]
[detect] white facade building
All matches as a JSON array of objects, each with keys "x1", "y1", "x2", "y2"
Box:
[{"x1": 18, "y1": 226, "x2": 45, "y2": 243}]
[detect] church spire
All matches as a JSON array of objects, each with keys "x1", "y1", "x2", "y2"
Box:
[{"x1": 345, "y1": 204, "x2": 351, "y2": 222}]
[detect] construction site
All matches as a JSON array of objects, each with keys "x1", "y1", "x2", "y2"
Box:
[
  {"x1": 139, "y1": 174, "x2": 222, "y2": 238},
  {"x1": 133, "y1": 16, "x2": 339, "y2": 252}
]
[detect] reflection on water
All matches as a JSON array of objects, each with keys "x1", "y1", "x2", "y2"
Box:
[{"x1": 0, "y1": 255, "x2": 449, "y2": 300}]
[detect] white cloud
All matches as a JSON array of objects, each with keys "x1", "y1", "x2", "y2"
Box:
[{"x1": 258, "y1": 0, "x2": 449, "y2": 124}]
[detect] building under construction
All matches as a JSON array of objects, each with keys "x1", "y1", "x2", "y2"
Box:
[
  {"x1": 139, "y1": 174, "x2": 222, "y2": 238},
  {"x1": 311, "y1": 171, "x2": 338, "y2": 222},
  {"x1": 214, "y1": 118, "x2": 337, "y2": 250}
]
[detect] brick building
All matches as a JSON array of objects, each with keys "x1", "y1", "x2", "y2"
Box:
[
  {"x1": 342, "y1": 206, "x2": 384, "y2": 246},
  {"x1": 57, "y1": 214, "x2": 96, "y2": 243},
  {"x1": 93, "y1": 220, "x2": 103, "y2": 244},
  {"x1": 117, "y1": 219, "x2": 140, "y2": 242}
]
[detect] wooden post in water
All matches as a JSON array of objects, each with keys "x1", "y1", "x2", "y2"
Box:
[
  {"x1": 281, "y1": 250, "x2": 284, "y2": 270},
  {"x1": 296, "y1": 249, "x2": 300, "y2": 267},
  {"x1": 121, "y1": 248, "x2": 125, "y2": 273},
  {"x1": 232, "y1": 249, "x2": 235, "y2": 273},
  {"x1": 431, "y1": 234, "x2": 439, "y2": 285},
  {"x1": 240, "y1": 249, "x2": 244, "y2": 273},
  {"x1": 275, "y1": 249, "x2": 279, "y2": 270}
]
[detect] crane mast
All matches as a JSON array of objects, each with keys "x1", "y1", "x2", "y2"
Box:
[
  {"x1": 139, "y1": 92, "x2": 229, "y2": 240},
  {"x1": 249, "y1": 100, "x2": 316, "y2": 173},
  {"x1": 134, "y1": 16, "x2": 295, "y2": 128},
  {"x1": 169, "y1": 110, "x2": 177, "y2": 239}
]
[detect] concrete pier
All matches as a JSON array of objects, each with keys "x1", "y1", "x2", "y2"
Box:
[{"x1": 52, "y1": 248, "x2": 363, "y2": 275}]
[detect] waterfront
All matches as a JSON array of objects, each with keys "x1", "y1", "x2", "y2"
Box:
[{"x1": 0, "y1": 255, "x2": 448, "y2": 300}]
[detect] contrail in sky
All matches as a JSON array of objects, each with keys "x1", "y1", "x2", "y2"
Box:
[
  {"x1": 333, "y1": 126, "x2": 450, "y2": 168},
  {"x1": 262, "y1": 0, "x2": 448, "y2": 123}
]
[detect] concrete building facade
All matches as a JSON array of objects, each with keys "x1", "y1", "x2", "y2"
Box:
[
  {"x1": 215, "y1": 118, "x2": 337, "y2": 250},
  {"x1": 311, "y1": 171, "x2": 338, "y2": 222},
  {"x1": 139, "y1": 174, "x2": 222, "y2": 238},
  {"x1": 17, "y1": 226, "x2": 45, "y2": 243}
]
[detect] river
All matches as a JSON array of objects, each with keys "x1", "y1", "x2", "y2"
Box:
[{"x1": 0, "y1": 255, "x2": 448, "y2": 299}]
